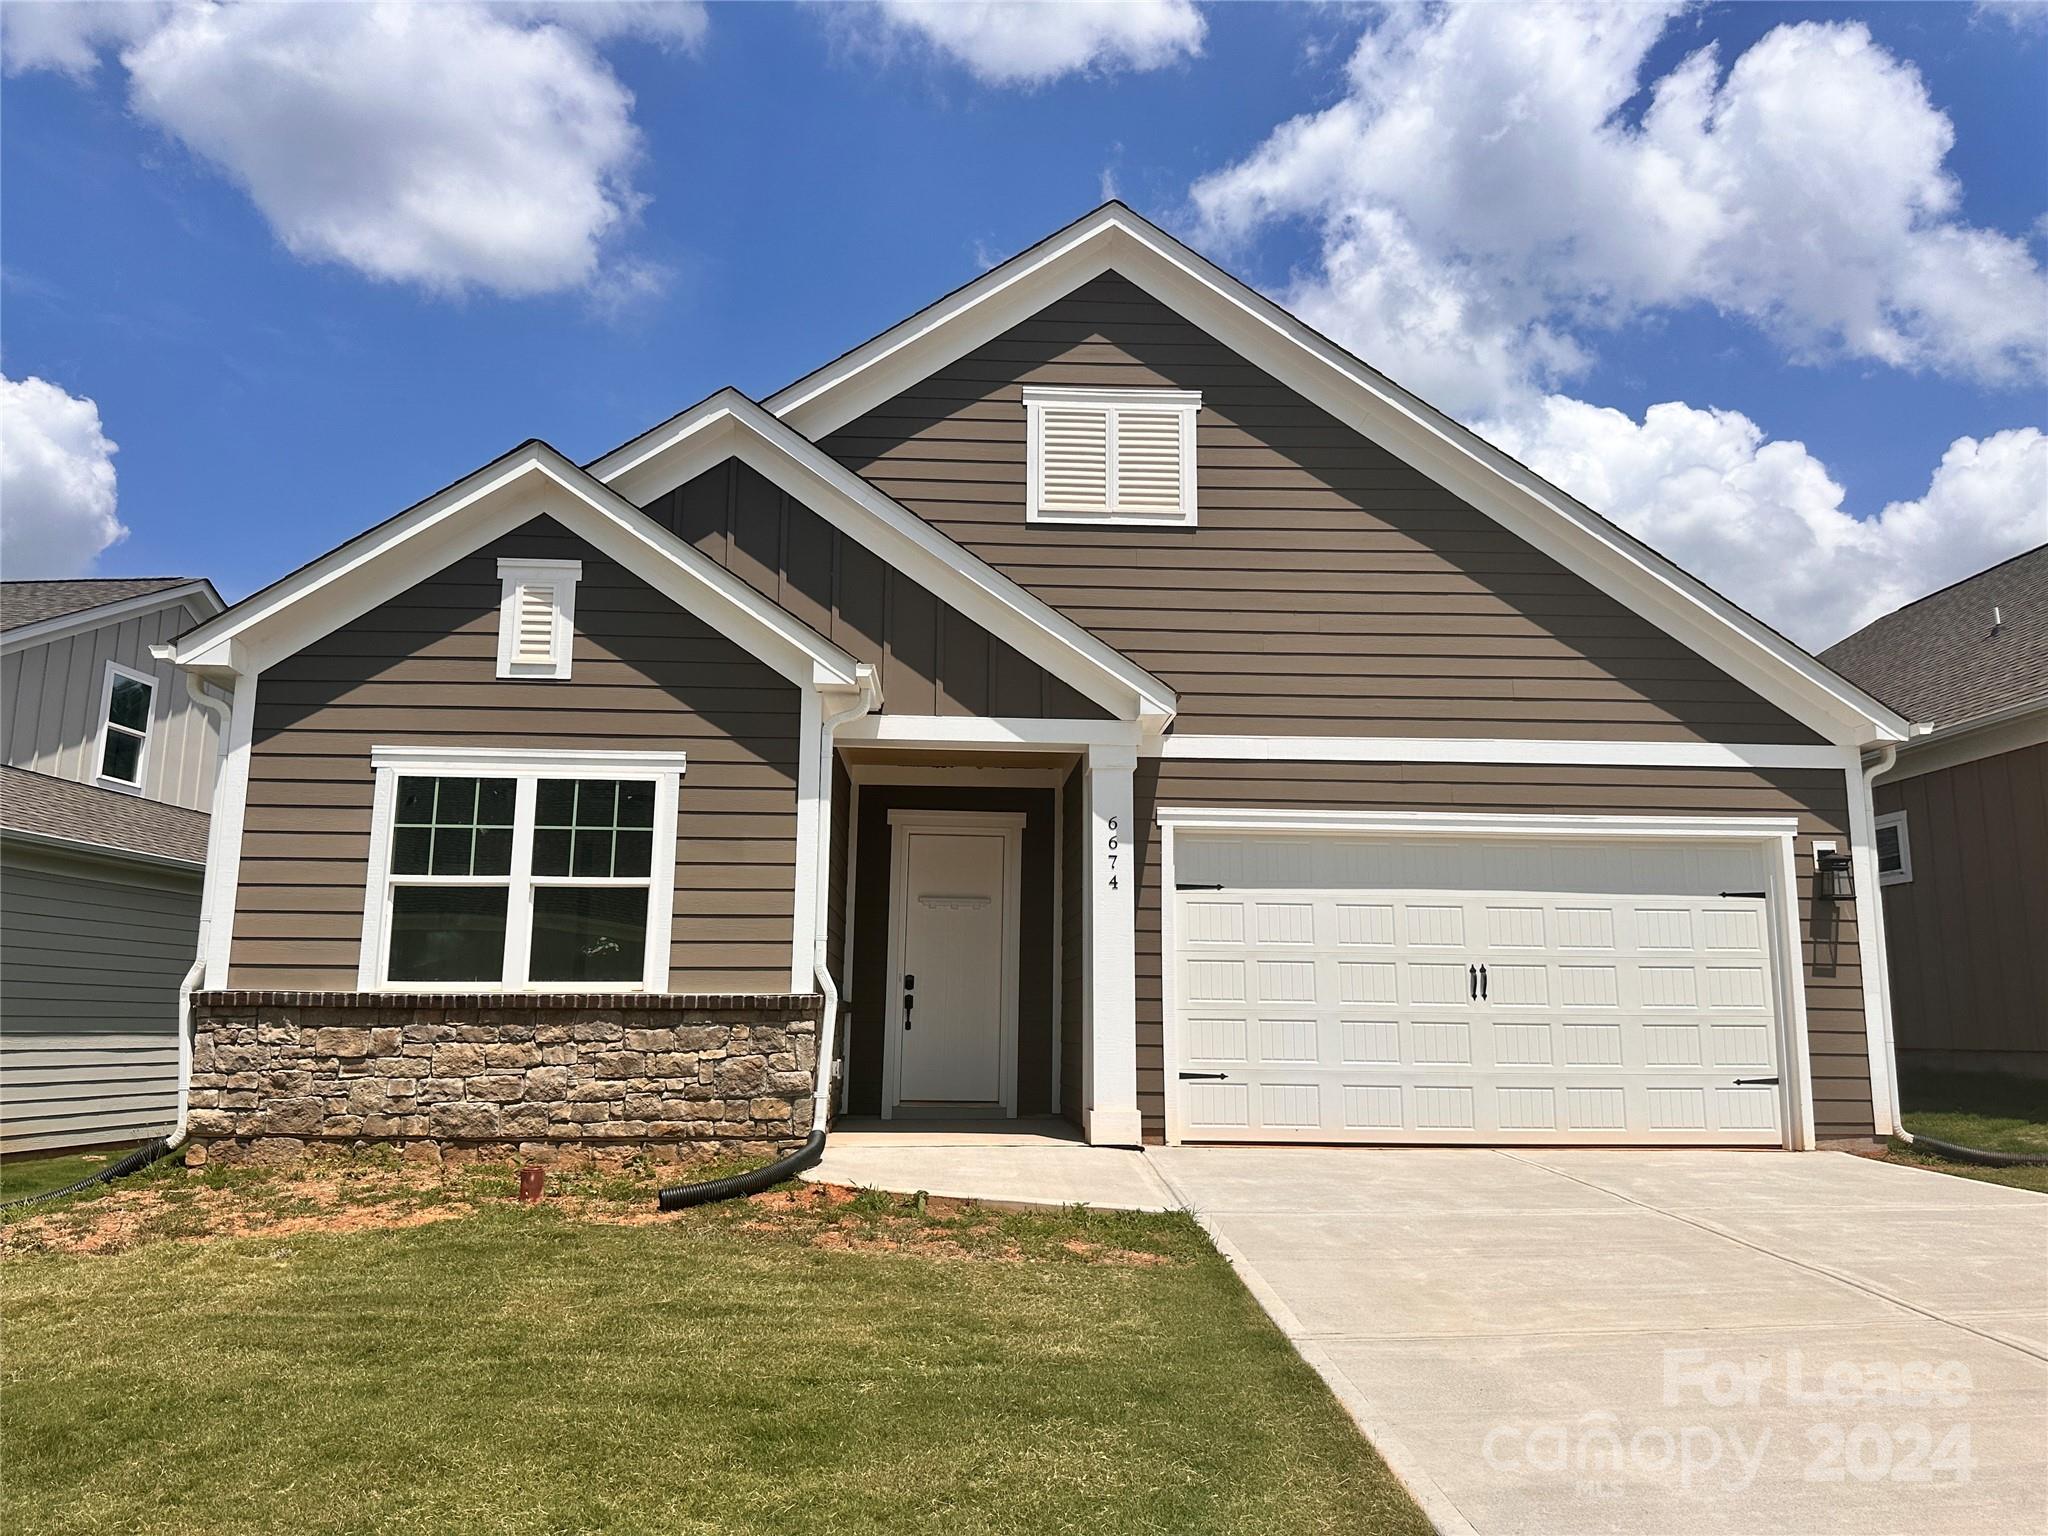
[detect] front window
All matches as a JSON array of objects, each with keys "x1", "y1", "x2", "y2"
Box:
[
  {"x1": 366, "y1": 751, "x2": 683, "y2": 991},
  {"x1": 96, "y1": 663, "x2": 157, "y2": 789}
]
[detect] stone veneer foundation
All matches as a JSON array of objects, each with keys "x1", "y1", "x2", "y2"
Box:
[{"x1": 187, "y1": 992, "x2": 820, "y2": 1159}]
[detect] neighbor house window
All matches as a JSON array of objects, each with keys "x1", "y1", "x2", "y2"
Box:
[
  {"x1": 496, "y1": 557, "x2": 581, "y2": 679},
  {"x1": 1875, "y1": 810, "x2": 1912, "y2": 885},
  {"x1": 95, "y1": 662, "x2": 157, "y2": 790},
  {"x1": 1024, "y1": 386, "x2": 1199, "y2": 525},
  {"x1": 362, "y1": 748, "x2": 684, "y2": 992}
]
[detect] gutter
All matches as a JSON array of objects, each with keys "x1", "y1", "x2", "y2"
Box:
[{"x1": 1860, "y1": 741, "x2": 1907, "y2": 1142}]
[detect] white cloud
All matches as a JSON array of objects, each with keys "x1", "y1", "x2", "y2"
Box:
[
  {"x1": 1487, "y1": 399, "x2": 2048, "y2": 646},
  {"x1": 0, "y1": 376, "x2": 127, "y2": 580},
  {"x1": 1192, "y1": 4, "x2": 2047, "y2": 415},
  {"x1": 863, "y1": 0, "x2": 1203, "y2": 87},
  {"x1": 7, "y1": 1, "x2": 700, "y2": 299},
  {"x1": 0, "y1": 1, "x2": 169, "y2": 78}
]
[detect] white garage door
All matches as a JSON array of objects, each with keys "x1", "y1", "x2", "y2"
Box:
[{"x1": 1169, "y1": 834, "x2": 1788, "y2": 1146}]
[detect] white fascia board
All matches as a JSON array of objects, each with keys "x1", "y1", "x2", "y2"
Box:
[
  {"x1": 592, "y1": 390, "x2": 1177, "y2": 727},
  {"x1": 166, "y1": 443, "x2": 859, "y2": 692},
  {"x1": 837, "y1": 714, "x2": 1141, "y2": 751},
  {"x1": 1154, "y1": 806, "x2": 1802, "y2": 841},
  {"x1": 0, "y1": 580, "x2": 224, "y2": 657},
  {"x1": 1879, "y1": 698, "x2": 2048, "y2": 782},
  {"x1": 761, "y1": 204, "x2": 1907, "y2": 749},
  {"x1": 1154, "y1": 735, "x2": 1856, "y2": 770}
]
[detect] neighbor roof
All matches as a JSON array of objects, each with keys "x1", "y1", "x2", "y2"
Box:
[
  {"x1": 1820, "y1": 545, "x2": 2047, "y2": 730},
  {"x1": 0, "y1": 765, "x2": 209, "y2": 868},
  {"x1": 1, "y1": 577, "x2": 206, "y2": 632}
]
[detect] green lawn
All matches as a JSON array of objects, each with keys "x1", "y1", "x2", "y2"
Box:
[
  {"x1": 1889, "y1": 1068, "x2": 2048, "y2": 1194},
  {"x1": 1, "y1": 1158, "x2": 1428, "y2": 1536}
]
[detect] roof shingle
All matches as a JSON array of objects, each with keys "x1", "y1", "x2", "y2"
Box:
[
  {"x1": 0, "y1": 578, "x2": 204, "y2": 633},
  {"x1": 1819, "y1": 545, "x2": 2048, "y2": 729},
  {"x1": 0, "y1": 766, "x2": 209, "y2": 866}
]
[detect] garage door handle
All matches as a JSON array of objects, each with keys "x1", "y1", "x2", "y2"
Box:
[
  {"x1": 1178, "y1": 1071, "x2": 1229, "y2": 1081},
  {"x1": 1720, "y1": 890, "x2": 1766, "y2": 899},
  {"x1": 1733, "y1": 1076, "x2": 1779, "y2": 1086},
  {"x1": 1177, "y1": 882, "x2": 1224, "y2": 891},
  {"x1": 1469, "y1": 964, "x2": 1478, "y2": 1000},
  {"x1": 1479, "y1": 964, "x2": 1488, "y2": 1000}
]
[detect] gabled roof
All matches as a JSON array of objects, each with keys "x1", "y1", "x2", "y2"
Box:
[
  {"x1": 0, "y1": 577, "x2": 221, "y2": 651},
  {"x1": 1821, "y1": 545, "x2": 2047, "y2": 730},
  {"x1": 0, "y1": 764, "x2": 209, "y2": 868},
  {"x1": 588, "y1": 389, "x2": 1177, "y2": 725},
  {"x1": 733, "y1": 201, "x2": 1910, "y2": 748},
  {"x1": 166, "y1": 440, "x2": 861, "y2": 692}
]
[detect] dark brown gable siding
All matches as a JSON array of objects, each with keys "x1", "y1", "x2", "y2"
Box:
[
  {"x1": 1877, "y1": 741, "x2": 2048, "y2": 1070},
  {"x1": 643, "y1": 459, "x2": 1108, "y2": 720},
  {"x1": 821, "y1": 271, "x2": 1821, "y2": 745},
  {"x1": 1135, "y1": 761, "x2": 1874, "y2": 1142},
  {"x1": 231, "y1": 516, "x2": 800, "y2": 993}
]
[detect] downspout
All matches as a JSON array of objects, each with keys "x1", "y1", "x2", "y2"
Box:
[
  {"x1": 659, "y1": 665, "x2": 878, "y2": 1211},
  {"x1": 1861, "y1": 741, "x2": 1906, "y2": 1142}
]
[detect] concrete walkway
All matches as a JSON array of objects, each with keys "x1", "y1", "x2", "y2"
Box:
[
  {"x1": 1153, "y1": 1146, "x2": 2048, "y2": 1536},
  {"x1": 803, "y1": 1120, "x2": 1176, "y2": 1211}
]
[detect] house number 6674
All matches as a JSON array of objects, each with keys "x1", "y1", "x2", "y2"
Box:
[{"x1": 1105, "y1": 815, "x2": 1119, "y2": 891}]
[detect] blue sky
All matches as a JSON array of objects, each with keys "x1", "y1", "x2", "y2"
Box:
[{"x1": 2, "y1": 1, "x2": 2043, "y2": 646}]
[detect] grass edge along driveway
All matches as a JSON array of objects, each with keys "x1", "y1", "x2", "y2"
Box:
[{"x1": 2, "y1": 1164, "x2": 1431, "y2": 1536}]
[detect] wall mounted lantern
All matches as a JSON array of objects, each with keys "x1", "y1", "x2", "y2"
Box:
[{"x1": 1816, "y1": 851, "x2": 1855, "y2": 901}]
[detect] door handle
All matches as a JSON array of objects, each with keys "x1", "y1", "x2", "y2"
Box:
[
  {"x1": 1178, "y1": 1071, "x2": 1229, "y2": 1081},
  {"x1": 1469, "y1": 964, "x2": 1478, "y2": 1001},
  {"x1": 1480, "y1": 964, "x2": 1488, "y2": 1000},
  {"x1": 1733, "y1": 1076, "x2": 1779, "y2": 1086},
  {"x1": 902, "y1": 993, "x2": 914, "y2": 1030}
]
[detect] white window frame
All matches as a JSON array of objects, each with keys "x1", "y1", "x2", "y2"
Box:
[
  {"x1": 359, "y1": 747, "x2": 685, "y2": 993},
  {"x1": 496, "y1": 557, "x2": 582, "y2": 680},
  {"x1": 94, "y1": 660, "x2": 158, "y2": 793},
  {"x1": 1875, "y1": 810, "x2": 1912, "y2": 885},
  {"x1": 1023, "y1": 385, "x2": 1199, "y2": 527}
]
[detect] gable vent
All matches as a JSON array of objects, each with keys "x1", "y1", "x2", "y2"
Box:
[
  {"x1": 497, "y1": 558, "x2": 581, "y2": 679},
  {"x1": 1025, "y1": 386, "x2": 1199, "y2": 526}
]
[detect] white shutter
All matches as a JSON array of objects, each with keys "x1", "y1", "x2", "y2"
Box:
[
  {"x1": 1038, "y1": 406, "x2": 1111, "y2": 512},
  {"x1": 512, "y1": 584, "x2": 558, "y2": 666},
  {"x1": 1113, "y1": 408, "x2": 1185, "y2": 515}
]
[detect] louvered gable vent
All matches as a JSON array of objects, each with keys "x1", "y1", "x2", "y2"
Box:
[
  {"x1": 1025, "y1": 386, "x2": 1199, "y2": 525},
  {"x1": 496, "y1": 558, "x2": 581, "y2": 679}
]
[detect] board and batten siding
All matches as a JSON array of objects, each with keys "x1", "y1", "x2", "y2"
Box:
[
  {"x1": 1135, "y1": 760, "x2": 1875, "y2": 1142},
  {"x1": 0, "y1": 844, "x2": 199, "y2": 1152},
  {"x1": 229, "y1": 517, "x2": 801, "y2": 994},
  {"x1": 643, "y1": 459, "x2": 1108, "y2": 721},
  {"x1": 2, "y1": 599, "x2": 224, "y2": 811},
  {"x1": 1877, "y1": 740, "x2": 2048, "y2": 1073},
  {"x1": 821, "y1": 271, "x2": 1822, "y2": 745}
]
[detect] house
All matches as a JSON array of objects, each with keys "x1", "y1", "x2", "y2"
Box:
[
  {"x1": 161, "y1": 204, "x2": 1916, "y2": 1158},
  {"x1": 1, "y1": 577, "x2": 226, "y2": 1153},
  {"x1": 1821, "y1": 546, "x2": 2047, "y2": 1081}
]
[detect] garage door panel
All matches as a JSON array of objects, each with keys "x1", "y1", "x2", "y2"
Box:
[{"x1": 1170, "y1": 834, "x2": 1788, "y2": 1147}]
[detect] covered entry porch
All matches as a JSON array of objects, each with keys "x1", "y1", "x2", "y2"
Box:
[{"x1": 822, "y1": 718, "x2": 1144, "y2": 1146}]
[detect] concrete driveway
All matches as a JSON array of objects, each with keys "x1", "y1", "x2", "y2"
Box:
[{"x1": 1150, "y1": 1147, "x2": 2048, "y2": 1536}]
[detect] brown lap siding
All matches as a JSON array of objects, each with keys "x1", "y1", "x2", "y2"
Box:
[
  {"x1": 823, "y1": 272, "x2": 1823, "y2": 745},
  {"x1": 1134, "y1": 759, "x2": 1874, "y2": 1142},
  {"x1": 230, "y1": 516, "x2": 801, "y2": 994}
]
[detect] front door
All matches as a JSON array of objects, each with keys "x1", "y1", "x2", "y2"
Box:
[{"x1": 887, "y1": 815, "x2": 1020, "y2": 1113}]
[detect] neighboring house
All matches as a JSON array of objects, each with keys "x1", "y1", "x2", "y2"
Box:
[
  {"x1": 163, "y1": 204, "x2": 1916, "y2": 1159},
  {"x1": 1821, "y1": 546, "x2": 2047, "y2": 1080},
  {"x1": 1, "y1": 578, "x2": 226, "y2": 1153}
]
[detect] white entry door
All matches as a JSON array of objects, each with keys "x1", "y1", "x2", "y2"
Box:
[
  {"x1": 1168, "y1": 832, "x2": 1791, "y2": 1146},
  {"x1": 886, "y1": 813, "x2": 1022, "y2": 1113}
]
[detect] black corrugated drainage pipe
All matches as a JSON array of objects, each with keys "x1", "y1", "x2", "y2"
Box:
[
  {"x1": 656, "y1": 1129, "x2": 826, "y2": 1211},
  {"x1": 0, "y1": 1137, "x2": 178, "y2": 1214},
  {"x1": 1903, "y1": 1134, "x2": 2048, "y2": 1169}
]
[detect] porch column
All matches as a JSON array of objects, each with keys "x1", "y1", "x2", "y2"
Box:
[{"x1": 1082, "y1": 744, "x2": 1143, "y2": 1146}]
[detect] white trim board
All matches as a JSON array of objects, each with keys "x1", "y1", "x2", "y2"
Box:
[
  {"x1": 588, "y1": 390, "x2": 1175, "y2": 726},
  {"x1": 0, "y1": 580, "x2": 223, "y2": 657},
  {"x1": 749, "y1": 203, "x2": 1907, "y2": 749},
  {"x1": 838, "y1": 715, "x2": 1141, "y2": 751},
  {"x1": 166, "y1": 441, "x2": 860, "y2": 693},
  {"x1": 1154, "y1": 735, "x2": 1855, "y2": 770},
  {"x1": 1154, "y1": 807, "x2": 1802, "y2": 841}
]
